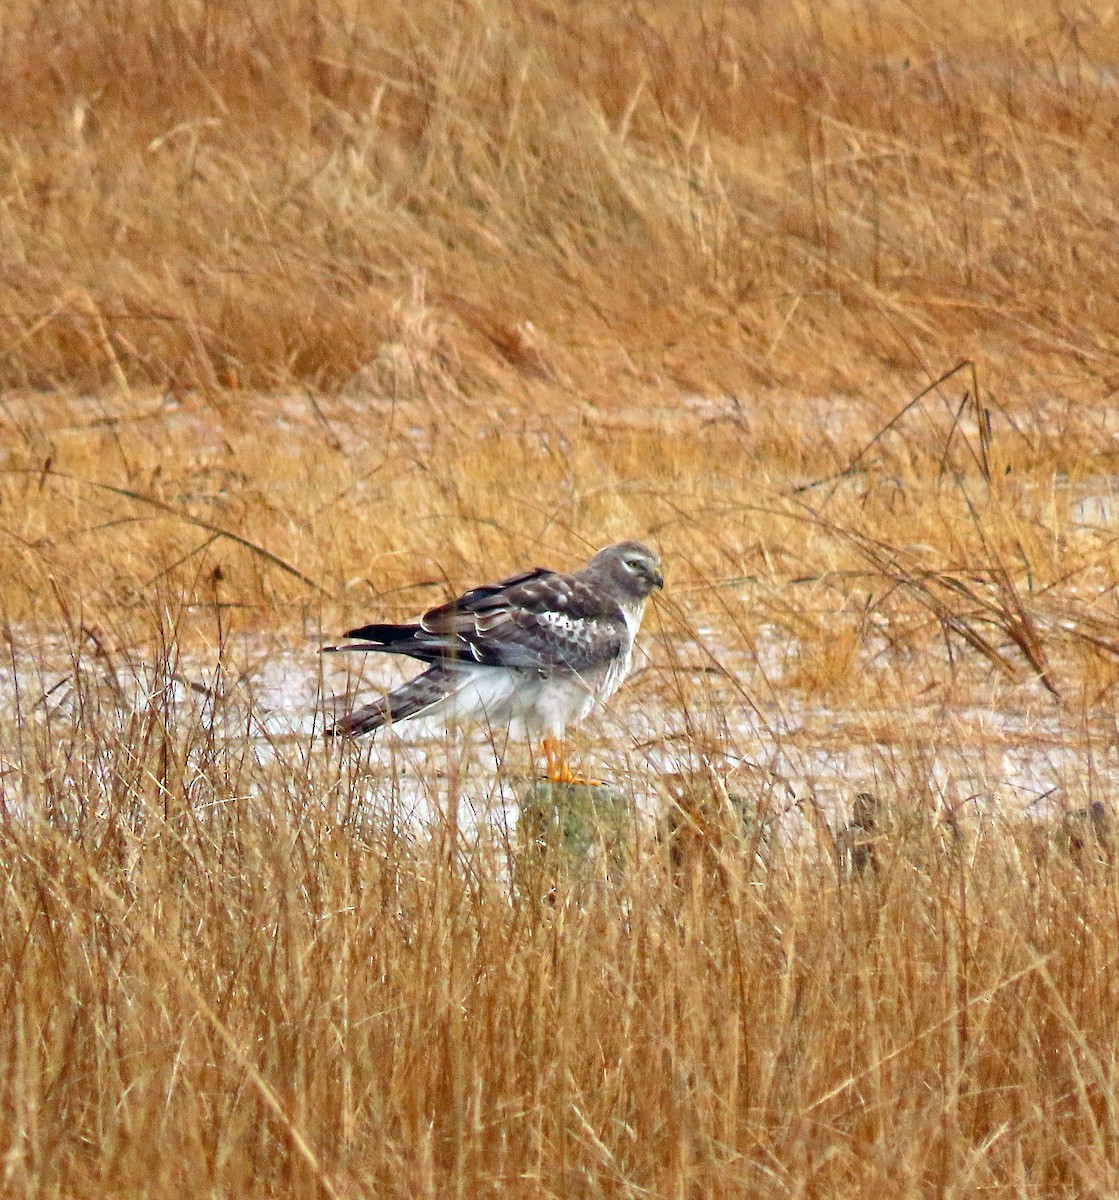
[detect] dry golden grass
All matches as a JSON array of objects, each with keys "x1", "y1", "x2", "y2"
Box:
[
  {"x1": 4, "y1": 658, "x2": 1119, "y2": 1198},
  {"x1": 5, "y1": 0, "x2": 1119, "y2": 1195}
]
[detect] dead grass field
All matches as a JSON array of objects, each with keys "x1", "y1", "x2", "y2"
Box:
[{"x1": 4, "y1": 0, "x2": 1119, "y2": 1195}]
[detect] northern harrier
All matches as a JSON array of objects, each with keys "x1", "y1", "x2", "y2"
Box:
[{"x1": 326, "y1": 541, "x2": 663, "y2": 781}]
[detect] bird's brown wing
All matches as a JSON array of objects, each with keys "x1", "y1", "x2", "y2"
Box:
[{"x1": 336, "y1": 568, "x2": 627, "y2": 673}]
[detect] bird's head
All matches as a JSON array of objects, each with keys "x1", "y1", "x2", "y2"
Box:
[{"x1": 586, "y1": 540, "x2": 664, "y2": 600}]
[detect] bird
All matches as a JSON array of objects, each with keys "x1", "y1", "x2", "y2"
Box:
[{"x1": 325, "y1": 540, "x2": 663, "y2": 782}]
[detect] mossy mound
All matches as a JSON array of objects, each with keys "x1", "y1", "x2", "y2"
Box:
[{"x1": 515, "y1": 781, "x2": 633, "y2": 897}]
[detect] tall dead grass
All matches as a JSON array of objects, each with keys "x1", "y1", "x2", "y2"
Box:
[
  {"x1": 3, "y1": 615, "x2": 1119, "y2": 1197},
  {"x1": 2, "y1": 0, "x2": 1119, "y2": 638},
  {"x1": 4, "y1": 1, "x2": 1119, "y2": 1195},
  {"x1": 0, "y1": 0, "x2": 1117, "y2": 395}
]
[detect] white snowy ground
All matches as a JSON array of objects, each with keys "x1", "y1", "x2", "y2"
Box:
[{"x1": 4, "y1": 616, "x2": 1115, "y2": 846}]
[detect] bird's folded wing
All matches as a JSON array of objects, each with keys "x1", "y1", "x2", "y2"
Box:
[
  {"x1": 338, "y1": 569, "x2": 628, "y2": 673},
  {"x1": 461, "y1": 606, "x2": 626, "y2": 671}
]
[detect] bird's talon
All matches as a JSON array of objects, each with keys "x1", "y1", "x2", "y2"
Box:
[
  {"x1": 543, "y1": 768, "x2": 603, "y2": 787},
  {"x1": 543, "y1": 737, "x2": 601, "y2": 786}
]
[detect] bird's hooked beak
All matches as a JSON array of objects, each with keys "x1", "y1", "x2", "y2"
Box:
[{"x1": 649, "y1": 563, "x2": 664, "y2": 591}]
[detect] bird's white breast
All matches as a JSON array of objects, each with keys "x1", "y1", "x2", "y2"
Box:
[{"x1": 620, "y1": 597, "x2": 646, "y2": 637}]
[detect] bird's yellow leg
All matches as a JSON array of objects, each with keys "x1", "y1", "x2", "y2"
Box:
[
  {"x1": 543, "y1": 737, "x2": 571, "y2": 783},
  {"x1": 542, "y1": 737, "x2": 601, "y2": 786}
]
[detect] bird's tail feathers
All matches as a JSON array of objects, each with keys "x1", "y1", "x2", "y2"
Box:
[
  {"x1": 323, "y1": 622, "x2": 466, "y2": 664},
  {"x1": 327, "y1": 665, "x2": 452, "y2": 738},
  {"x1": 323, "y1": 622, "x2": 420, "y2": 655}
]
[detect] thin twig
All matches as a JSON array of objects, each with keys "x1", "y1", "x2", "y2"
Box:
[{"x1": 5, "y1": 467, "x2": 330, "y2": 597}]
